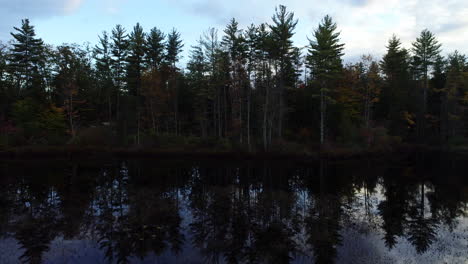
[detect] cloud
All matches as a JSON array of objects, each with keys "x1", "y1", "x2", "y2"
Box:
[
  {"x1": 100, "y1": 0, "x2": 128, "y2": 15},
  {"x1": 1, "y1": 0, "x2": 467, "y2": 63},
  {"x1": 0, "y1": 0, "x2": 84, "y2": 16},
  {"x1": 64, "y1": 0, "x2": 84, "y2": 14},
  {"x1": 165, "y1": 0, "x2": 468, "y2": 60},
  {"x1": 0, "y1": 0, "x2": 84, "y2": 40}
]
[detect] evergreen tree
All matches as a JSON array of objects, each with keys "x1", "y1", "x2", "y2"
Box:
[
  {"x1": 127, "y1": 23, "x2": 146, "y2": 97},
  {"x1": 442, "y1": 51, "x2": 468, "y2": 141},
  {"x1": 307, "y1": 15, "x2": 344, "y2": 144},
  {"x1": 0, "y1": 42, "x2": 7, "y2": 81},
  {"x1": 9, "y1": 19, "x2": 45, "y2": 99},
  {"x1": 358, "y1": 55, "x2": 382, "y2": 129},
  {"x1": 110, "y1": 25, "x2": 128, "y2": 100},
  {"x1": 431, "y1": 55, "x2": 447, "y2": 141},
  {"x1": 146, "y1": 27, "x2": 166, "y2": 69},
  {"x1": 187, "y1": 42, "x2": 209, "y2": 137},
  {"x1": 166, "y1": 28, "x2": 184, "y2": 134},
  {"x1": 94, "y1": 31, "x2": 115, "y2": 122},
  {"x1": 0, "y1": 42, "x2": 10, "y2": 112},
  {"x1": 166, "y1": 29, "x2": 184, "y2": 69},
  {"x1": 201, "y1": 28, "x2": 225, "y2": 138},
  {"x1": 412, "y1": 29, "x2": 442, "y2": 140},
  {"x1": 244, "y1": 24, "x2": 259, "y2": 148},
  {"x1": 125, "y1": 23, "x2": 147, "y2": 144},
  {"x1": 255, "y1": 23, "x2": 275, "y2": 149},
  {"x1": 1, "y1": 10, "x2": 466, "y2": 149},
  {"x1": 270, "y1": 5, "x2": 298, "y2": 138},
  {"x1": 379, "y1": 35, "x2": 411, "y2": 136},
  {"x1": 222, "y1": 18, "x2": 248, "y2": 142},
  {"x1": 222, "y1": 19, "x2": 246, "y2": 62}
]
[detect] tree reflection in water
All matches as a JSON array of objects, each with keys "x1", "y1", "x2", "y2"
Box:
[{"x1": 0, "y1": 156, "x2": 467, "y2": 263}]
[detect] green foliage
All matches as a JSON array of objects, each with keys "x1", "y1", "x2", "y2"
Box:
[
  {"x1": 94, "y1": 31, "x2": 116, "y2": 122},
  {"x1": 412, "y1": 29, "x2": 442, "y2": 79},
  {"x1": 38, "y1": 106, "x2": 67, "y2": 136},
  {"x1": 9, "y1": 19, "x2": 46, "y2": 99},
  {"x1": 270, "y1": 5, "x2": 299, "y2": 84},
  {"x1": 336, "y1": 112, "x2": 359, "y2": 146},
  {"x1": 146, "y1": 27, "x2": 166, "y2": 68},
  {"x1": 70, "y1": 126, "x2": 117, "y2": 146},
  {"x1": 307, "y1": 15, "x2": 345, "y2": 144},
  {"x1": 378, "y1": 35, "x2": 412, "y2": 136},
  {"x1": 447, "y1": 136, "x2": 468, "y2": 148},
  {"x1": 269, "y1": 139, "x2": 309, "y2": 154},
  {"x1": 222, "y1": 18, "x2": 247, "y2": 63},
  {"x1": 127, "y1": 23, "x2": 146, "y2": 96},
  {"x1": 2, "y1": 10, "x2": 468, "y2": 153},
  {"x1": 307, "y1": 15, "x2": 344, "y2": 82},
  {"x1": 12, "y1": 98, "x2": 41, "y2": 134},
  {"x1": 11, "y1": 99, "x2": 67, "y2": 145},
  {"x1": 166, "y1": 29, "x2": 184, "y2": 66},
  {"x1": 111, "y1": 24, "x2": 129, "y2": 91}
]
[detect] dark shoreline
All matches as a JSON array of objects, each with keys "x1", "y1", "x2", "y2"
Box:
[{"x1": 1, "y1": 144, "x2": 464, "y2": 161}]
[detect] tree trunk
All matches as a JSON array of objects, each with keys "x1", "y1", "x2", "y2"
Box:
[
  {"x1": 278, "y1": 80, "x2": 284, "y2": 139},
  {"x1": 137, "y1": 110, "x2": 140, "y2": 145},
  {"x1": 68, "y1": 86, "x2": 75, "y2": 139},
  {"x1": 239, "y1": 91, "x2": 243, "y2": 144},
  {"x1": 263, "y1": 86, "x2": 268, "y2": 150},
  {"x1": 150, "y1": 100, "x2": 156, "y2": 134},
  {"x1": 108, "y1": 96, "x2": 112, "y2": 124},
  {"x1": 320, "y1": 86, "x2": 325, "y2": 145},
  {"x1": 247, "y1": 80, "x2": 251, "y2": 150},
  {"x1": 421, "y1": 70, "x2": 428, "y2": 141}
]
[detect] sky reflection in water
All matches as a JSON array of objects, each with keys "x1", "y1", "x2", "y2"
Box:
[{"x1": 0, "y1": 157, "x2": 467, "y2": 264}]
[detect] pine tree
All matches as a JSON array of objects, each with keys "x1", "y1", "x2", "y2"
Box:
[
  {"x1": 0, "y1": 42, "x2": 12, "y2": 116},
  {"x1": 307, "y1": 15, "x2": 344, "y2": 144},
  {"x1": 9, "y1": 19, "x2": 45, "y2": 98},
  {"x1": 443, "y1": 51, "x2": 467, "y2": 140},
  {"x1": 94, "y1": 31, "x2": 115, "y2": 122},
  {"x1": 201, "y1": 28, "x2": 224, "y2": 138},
  {"x1": 0, "y1": 42, "x2": 8, "y2": 88},
  {"x1": 166, "y1": 29, "x2": 184, "y2": 134},
  {"x1": 166, "y1": 29, "x2": 184, "y2": 69},
  {"x1": 187, "y1": 42, "x2": 209, "y2": 137},
  {"x1": 255, "y1": 23, "x2": 275, "y2": 149},
  {"x1": 412, "y1": 29, "x2": 442, "y2": 140},
  {"x1": 110, "y1": 24, "x2": 128, "y2": 99},
  {"x1": 127, "y1": 23, "x2": 146, "y2": 97},
  {"x1": 125, "y1": 23, "x2": 146, "y2": 144},
  {"x1": 359, "y1": 55, "x2": 381, "y2": 129},
  {"x1": 379, "y1": 35, "x2": 411, "y2": 135},
  {"x1": 434, "y1": 55, "x2": 449, "y2": 142},
  {"x1": 270, "y1": 5, "x2": 298, "y2": 138},
  {"x1": 222, "y1": 18, "x2": 248, "y2": 142},
  {"x1": 146, "y1": 27, "x2": 165, "y2": 69},
  {"x1": 244, "y1": 24, "x2": 258, "y2": 148}
]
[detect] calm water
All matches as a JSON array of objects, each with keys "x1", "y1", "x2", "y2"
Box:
[{"x1": 0, "y1": 156, "x2": 467, "y2": 264}]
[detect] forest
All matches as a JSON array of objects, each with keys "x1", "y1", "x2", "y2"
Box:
[{"x1": 0, "y1": 5, "x2": 467, "y2": 153}]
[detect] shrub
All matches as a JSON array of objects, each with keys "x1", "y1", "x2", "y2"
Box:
[
  {"x1": 269, "y1": 139, "x2": 308, "y2": 154},
  {"x1": 38, "y1": 105, "x2": 68, "y2": 145},
  {"x1": 69, "y1": 126, "x2": 117, "y2": 146},
  {"x1": 447, "y1": 136, "x2": 468, "y2": 147},
  {"x1": 12, "y1": 98, "x2": 41, "y2": 138}
]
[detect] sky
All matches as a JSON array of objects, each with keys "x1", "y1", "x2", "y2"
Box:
[{"x1": 0, "y1": 0, "x2": 467, "y2": 66}]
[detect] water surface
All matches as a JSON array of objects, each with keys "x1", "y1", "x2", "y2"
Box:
[{"x1": 0, "y1": 156, "x2": 467, "y2": 263}]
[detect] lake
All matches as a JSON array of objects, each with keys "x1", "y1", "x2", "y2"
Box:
[{"x1": 0, "y1": 155, "x2": 467, "y2": 263}]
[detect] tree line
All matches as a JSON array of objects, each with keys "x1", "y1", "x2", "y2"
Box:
[{"x1": 1, "y1": 5, "x2": 467, "y2": 150}]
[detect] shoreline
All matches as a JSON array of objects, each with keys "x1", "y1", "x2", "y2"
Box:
[{"x1": 0, "y1": 144, "x2": 463, "y2": 161}]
